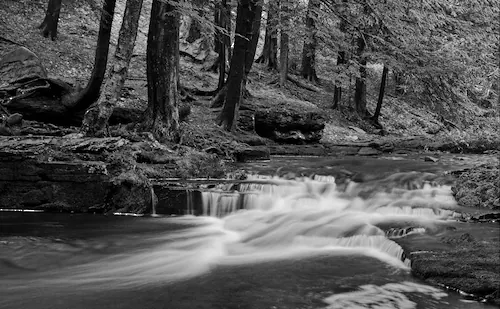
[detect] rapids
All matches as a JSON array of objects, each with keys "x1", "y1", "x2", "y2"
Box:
[{"x1": 0, "y1": 162, "x2": 496, "y2": 309}]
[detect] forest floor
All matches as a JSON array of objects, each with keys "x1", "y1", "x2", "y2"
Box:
[
  {"x1": 1, "y1": 0, "x2": 499, "y2": 305},
  {"x1": 1, "y1": 0, "x2": 498, "y2": 157}
]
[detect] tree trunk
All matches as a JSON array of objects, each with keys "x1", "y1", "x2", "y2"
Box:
[
  {"x1": 143, "y1": 0, "x2": 180, "y2": 142},
  {"x1": 333, "y1": 1, "x2": 347, "y2": 109},
  {"x1": 372, "y1": 64, "x2": 388, "y2": 124},
  {"x1": 39, "y1": 0, "x2": 62, "y2": 40},
  {"x1": 245, "y1": 2, "x2": 263, "y2": 76},
  {"x1": 279, "y1": 0, "x2": 289, "y2": 87},
  {"x1": 300, "y1": 0, "x2": 319, "y2": 82},
  {"x1": 81, "y1": 0, "x2": 143, "y2": 137},
  {"x1": 217, "y1": 0, "x2": 258, "y2": 131},
  {"x1": 332, "y1": 51, "x2": 345, "y2": 109},
  {"x1": 186, "y1": 0, "x2": 206, "y2": 43},
  {"x1": 214, "y1": 0, "x2": 231, "y2": 90},
  {"x1": 394, "y1": 71, "x2": 405, "y2": 95},
  {"x1": 256, "y1": 1, "x2": 279, "y2": 70},
  {"x1": 354, "y1": 35, "x2": 368, "y2": 117},
  {"x1": 67, "y1": 0, "x2": 116, "y2": 113}
]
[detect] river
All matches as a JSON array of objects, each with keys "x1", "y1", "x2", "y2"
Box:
[{"x1": 0, "y1": 155, "x2": 497, "y2": 309}]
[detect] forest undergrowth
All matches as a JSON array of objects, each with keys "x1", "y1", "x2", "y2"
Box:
[{"x1": 1, "y1": 0, "x2": 498, "y2": 155}]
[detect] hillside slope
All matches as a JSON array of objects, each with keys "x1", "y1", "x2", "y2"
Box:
[{"x1": 1, "y1": 0, "x2": 498, "y2": 154}]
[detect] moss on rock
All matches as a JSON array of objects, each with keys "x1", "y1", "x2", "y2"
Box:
[{"x1": 452, "y1": 164, "x2": 500, "y2": 209}]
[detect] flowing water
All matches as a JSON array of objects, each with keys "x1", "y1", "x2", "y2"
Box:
[{"x1": 0, "y1": 156, "x2": 497, "y2": 309}]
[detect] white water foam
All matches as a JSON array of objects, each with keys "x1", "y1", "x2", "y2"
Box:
[
  {"x1": 7, "y1": 172, "x2": 459, "y2": 289},
  {"x1": 323, "y1": 281, "x2": 448, "y2": 309}
]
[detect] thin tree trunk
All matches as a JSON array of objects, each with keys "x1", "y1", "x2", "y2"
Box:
[
  {"x1": 256, "y1": 1, "x2": 278, "y2": 70},
  {"x1": 217, "y1": 0, "x2": 258, "y2": 131},
  {"x1": 143, "y1": 0, "x2": 180, "y2": 142},
  {"x1": 67, "y1": 0, "x2": 116, "y2": 112},
  {"x1": 332, "y1": 51, "x2": 345, "y2": 109},
  {"x1": 372, "y1": 64, "x2": 388, "y2": 124},
  {"x1": 214, "y1": 0, "x2": 231, "y2": 90},
  {"x1": 300, "y1": 0, "x2": 319, "y2": 82},
  {"x1": 279, "y1": 0, "x2": 289, "y2": 87},
  {"x1": 81, "y1": 0, "x2": 143, "y2": 137},
  {"x1": 333, "y1": 1, "x2": 347, "y2": 109},
  {"x1": 354, "y1": 35, "x2": 368, "y2": 117},
  {"x1": 39, "y1": 0, "x2": 62, "y2": 40}
]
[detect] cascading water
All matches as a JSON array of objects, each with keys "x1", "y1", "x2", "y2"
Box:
[
  {"x1": 191, "y1": 172, "x2": 459, "y2": 271},
  {"x1": 1, "y1": 168, "x2": 494, "y2": 309}
]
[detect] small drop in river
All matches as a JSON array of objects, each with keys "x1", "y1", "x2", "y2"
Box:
[{"x1": 0, "y1": 158, "x2": 497, "y2": 309}]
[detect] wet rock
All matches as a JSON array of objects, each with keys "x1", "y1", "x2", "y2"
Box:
[
  {"x1": 357, "y1": 147, "x2": 380, "y2": 156},
  {"x1": 348, "y1": 126, "x2": 366, "y2": 134},
  {"x1": 236, "y1": 134, "x2": 267, "y2": 146},
  {"x1": 452, "y1": 164, "x2": 500, "y2": 210},
  {"x1": 395, "y1": 224, "x2": 500, "y2": 306},
  {"x1": 270, "y1": 144, "x2": 327, "y2": 156},
  {"x1": 234, "y1": 146, "x2": 270, "y2": 162},
  {"x1": 424, "y1": 156, "x2": 439, "y2": 162},
  {"x1": 0, "y1": 126, "x2": 12, "y2": 136},
  {"x1": 5, "y1": 113, "x2": 22, "y2": 127},
  {"x1": 108, "y1": 179, "x2": 153, "y2": 214},
  {"x1": 238, "y1": 110, "x2": 255, "y2": 132},
  {"x1": 21, "y1": 189, "x2": 47, "y2": 207}
]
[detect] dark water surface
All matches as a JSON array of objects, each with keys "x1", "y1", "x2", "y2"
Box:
[
  {"x1": 0, "y1": 214, "x2": 494, "y2": 309},
  {"x1": 1, "y1": 154, "x2": 498, "y2": 309}
]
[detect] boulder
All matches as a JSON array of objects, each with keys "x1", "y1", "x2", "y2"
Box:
[
  {"x1": 0, "y1": 47, "x2": 47, "y2": 86},
  {"x1": 254, "y1": 100, "x2": 325, "y2": 144},
  {"x1": 234, "y1": 146, "x2": 270, "y2": 162}
]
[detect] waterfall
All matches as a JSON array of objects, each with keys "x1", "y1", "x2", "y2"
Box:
[
  {"x1": 191, "y1": 171, "x2": 458, "y2": 268},
  {"x1": 27, "y1": 171, "x2": 459, "y2": 288}
]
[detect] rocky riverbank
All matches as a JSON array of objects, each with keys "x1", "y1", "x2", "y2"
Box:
[{"x1": 395, "y1": 162, "x2": 500, "y2": 305}]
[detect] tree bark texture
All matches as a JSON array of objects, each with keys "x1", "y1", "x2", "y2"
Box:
[
  {"x1": 300, "y1": 0, "x2": 320, "y2": 82},
  {"x1": 39, "y1": 0, "x2": 62, "y2": 40},
  {"x1": 68, "y1": 0, "x2": 116, "y2": 113},
  {"x1": 144, "y1": 0, "x2": 181, "y2": 142},
  {"x1": 256, "y1": 1, "x2": 279, "y2": 70},
  {"x1": 81, "y1": 0, "x2": 143, "y2": 137},
  {"x1": 217, "y1": 0, "x2": 258, "y2": 131},
  {"x1": 354, "y1": 35, "x2": 368, "y2": 117},
  {"x1": 333, "y1": 1, "x2": 347, "y2": 109},
  {"x1": 332, "y1": 50, "x2": 345, "y2": 109},
  {"x1": 372, "y1": 65, "x2": 388, "y2": 124},
  {"x1": 214, "y1": 0, "x2": 231, "y2": 90},
  {"x1": 279, "y1": 0, "x2": 290, "y2": 87},
  {"x1": 245, "y1": 2, "x2": 263, "y2": 76}
]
